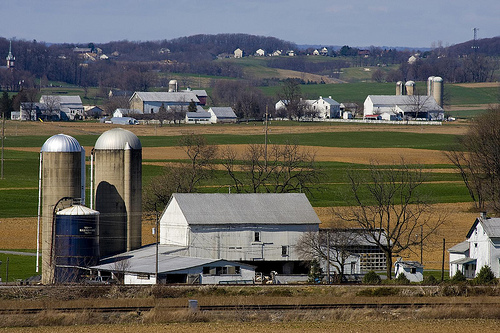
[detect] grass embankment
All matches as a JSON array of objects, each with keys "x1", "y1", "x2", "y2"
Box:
[{"x1": 2, "y1": 285, "x2": 500, "y2": 330}]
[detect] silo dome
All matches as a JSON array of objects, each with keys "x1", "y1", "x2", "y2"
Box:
[
  {"x1": 41, "y1": 134, "x2": 82, "y2": 152},
  {"x1": 94, "y1": 128, "x2": 141, "y2": 150}
]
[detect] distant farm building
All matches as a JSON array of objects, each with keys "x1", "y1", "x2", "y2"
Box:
[
  {"x1": 208, "y1": 107, "x2": 237, "y2": 123},
  {"x1": 129, "y1": 91, "x2": 199, "y2": 114}
]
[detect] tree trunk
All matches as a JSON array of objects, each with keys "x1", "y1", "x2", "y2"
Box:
[{"x1": 386, "y1": 251, "x2": 393, "y2": 280}]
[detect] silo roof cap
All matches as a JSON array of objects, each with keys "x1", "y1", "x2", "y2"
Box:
[
  {"x1": 41, "y1": 134, "x2": 82, "y2": 153},
  {"x1": 94, "y1": 128, "x2": 142, "y2": 150},
  {"x1": 56, "y1": 205, "x2": 100, "y2": 216}
]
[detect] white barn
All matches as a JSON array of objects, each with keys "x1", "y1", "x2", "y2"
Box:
[
  {"x1": 448, "y1": 213, "x2": 500, "y2": 278},
  {"x1": 159, "y1": 193, "x2": 321, "y2": 275},
  {"x1": 363, "y1": 95, "x2": 444, "y2": 121},
  {"x1": 208, "y1": 107, "x2": 237, "y2": 123}
]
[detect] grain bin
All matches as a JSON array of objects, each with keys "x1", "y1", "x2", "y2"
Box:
[
  {"x1": 54, "y1": 205, "x2": 99, "y2": 283},
  {"x1": 93, "y1": 128, "x2": 142, "y2": 257},
  {"x1": 39, "y1": 134, "x2": 85, "y2": 284}
]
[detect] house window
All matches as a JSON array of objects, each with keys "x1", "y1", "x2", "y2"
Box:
[
  {"x1": 254, "y1": 231, "x2": 261, "y2": 242},
  {"x1": 475, "y1": 243, "x2": 478, "y2": 248},
  {"x1": 282, "y1": 246, "x2": 288, "y2": 256}
]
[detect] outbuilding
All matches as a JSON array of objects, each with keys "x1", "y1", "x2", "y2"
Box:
[{"x1": 394, "y1": 259, "x2": 424, "y2": 282}]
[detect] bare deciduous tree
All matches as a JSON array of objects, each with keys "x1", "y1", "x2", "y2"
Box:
[
  {"x1": 221, "y1": 141, "x2": 320, "y2": 194},
  {"x1": 445, "y1": 106, "x2": 500, "y2": 212},
  {"x1": 337, "y1": 160, "x2": 446, "y2": 279}
]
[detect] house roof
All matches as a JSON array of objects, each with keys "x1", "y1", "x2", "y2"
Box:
[
  {"x1": 40, "y1": 95, "x2": 83, "y2": 105},
  {"x1": 466, "y1": 217, "x2": 500, "y2": 239},
  {"x1": 448, "y1": 240, "x2": 469, "y2": 254},
  {"x1": 316, "y1": 97, "x2": 340, "y2": 106},
  {"x1": 168, "y1": 193, "x2": 321, "y2": 225},
  {"x1": 132, "y1": 92, "x2": 199, "y2": 104},
  {"x1": 450, "y1": 257, "x2": 476, "y2": 265},
  {"x1": 209, "y1": 107, "x2": 237, "y2": 118},
  {"x1": 367, "y1": 95, "x2": 443, "y2": 112},
  {"x1": 186, "y1": 111, "x2": 211, "y2": 119},
  {"x1": 91, "y1": 244, "x2": 254, "y2": 274},
  {"x1": 395, "y1": 260, "x2": 423, "y2": 269}
]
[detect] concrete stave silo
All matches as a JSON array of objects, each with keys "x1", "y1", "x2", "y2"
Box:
[
  {"x1": 93, "y1": 128, "x2": 142, "y2": 258},
  {"x1": 432, "y1": 76, "x2": 443, "y2": 107},
  {"x1": 39, "y1": 134, "x2": 85, "y2": 284}
]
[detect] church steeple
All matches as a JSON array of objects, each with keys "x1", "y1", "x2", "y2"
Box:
[{"x1": 6, "y1": 40, "x2": 15, "y2": 69}]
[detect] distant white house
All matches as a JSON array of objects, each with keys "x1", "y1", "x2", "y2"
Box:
[
  {"x1": 311, "y1": 96, "x2": 341, "y2": 119},
  {"x1": 271, "y1": 50, "x2": 282, "y2": 57},
  {"x1": 448, "y1": 213, "x2": 500, "y2": 279},
  {"x1": 394, "y1": 259, "x2": 424, "y2": 282},
  {"x1": 159, "y1": 193, "x2": 321, "y2": 276},
  {"x1": 275, "y1": 96, "x2": 341, "y2": 120},
  {"x1": 234, "y1": 48, "x2": 243, "y2": 58},
  {"x1": 91, "y1": 244, "x2": 256, "y2": 285},
  {"x1": 208, "y1": 107, "x2": 237, "y2": 123},
  {"x1": 255, "y1": 49, "x2": 265, "y2": 56}
]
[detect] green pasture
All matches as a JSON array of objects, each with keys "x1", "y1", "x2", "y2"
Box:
[{"x1": 0, "y1": 252, "x2": 38, "y2": 282}]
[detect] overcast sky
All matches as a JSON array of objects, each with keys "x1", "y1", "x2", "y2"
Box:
[{"x1": 3, "y1": 0, "x2": 499, "y2": 48}]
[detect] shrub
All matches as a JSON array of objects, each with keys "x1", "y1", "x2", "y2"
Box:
[
  {"x1": 422, "y1": 275, "x2": 438, "y2": 285},
  {"x1": 307, "y1": 259, "x2": 324, "y2": 283},
  {"x1": 395, "y1": 273, "x2": 410, "y2": 285},
  {"x1": 474, "y1": 265, "x2": 497, "y2": 285},
  {"x1": 451, "y1": 270, "x2": 467, "y2": 283},
  {"x1": 362, "y1": 271, "x2": 381, "y2": 285}
]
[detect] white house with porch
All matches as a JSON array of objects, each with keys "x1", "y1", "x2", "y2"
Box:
[{"x1": 448, "y1": 213, "x2": 500, "y2": 278}]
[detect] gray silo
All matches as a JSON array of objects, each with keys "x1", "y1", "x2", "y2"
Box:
[
  {"x1": 54, "y1": 205, "x2": 99, "y2": 283},
  {"x1": 168, "y1": 79, "x2": 178, "y2": 92},
  {"x1": 427, "y1": 76, "x2": 435, "y2": 96},
  {"x1": 432, "y1": 76, "x2": 443, "y2": 107},
  {"x1": 38, "y1": 134, "x2": 85, "y2": 284},
  {"x1": 93, "y1": 128, "x2": 142, "y2": 257},
  {"x1": 405, "y1": 81, "x2": 415, "y2": 96},
  {"x1": 396, "y1": 81, "x2": 404, "y2": 95}
]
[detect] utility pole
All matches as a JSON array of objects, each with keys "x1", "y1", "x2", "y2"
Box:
[
  {"x1": 264, "y1": 105, "x2": 269, "y2": 171},
  {"x1": 420, "y1": 225, "x2": 423, "y2": 265},
  {"x1": 441, "y1": 238, "x2": 446, "y2": 282}
]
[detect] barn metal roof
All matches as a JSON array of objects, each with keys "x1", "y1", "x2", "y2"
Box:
[
  {"x1": 209, "y1": 107, "x2": 237, "y2": 118},
  {"x1": 91, "y1": 244, "x2": 254, "y2": 274},
  {"x1": 94, "y1": 128, "x2": 142, "y2": 150},
  {"x1": 132, "y1": 91, "x2": 199, "y2": 103},
  {"x1": 41, "y1": 134, "x2": 83, "y2": 153},
  {"x1": 170, "y1": 193, "x2": 321, "y2": 225}
]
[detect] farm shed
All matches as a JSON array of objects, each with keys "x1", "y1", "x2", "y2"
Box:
[
  {"x1": 185, "y1": 111, "x2": 211, "y2": 124},
  {"x1": 394, "y1": 259, "x2": 424, "y2": 282},
  {"x1": 448, "y1": 213, "x2": 500, "y2": 279},
  {"x1": 91, "y1": 244, "x2": 255, "y2": 285},
  {"x1": 159, "y1": 193, "x2": 321, "y2": 275},
  {"x1": 208, "y1": 107, "x2": 237, "y2": 123},
  {"x1": 363, "y1": 95, "x2": 444, "y2": 121}
]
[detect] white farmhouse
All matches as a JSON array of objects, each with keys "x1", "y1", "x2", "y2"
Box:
[
  {"x1": 234, "y1": 48, "x2": 243, "y2": 58},
  {"x1": 129, "y1": 91, "x2": 199, "y2": 114},
  {"x1": 255, "y1": 48, "x2": 265, "y2": 56},
  {"x1": 448, "y1": 213, "x2": 500, "y2": 278},
  {"x1": 159, "y1": 193, "x2": 321, "y2": 275},
  {"x1": 208, "y1": 107, "x2": 237, "y2": 123},
  {"x1": 311, "y1": 96, "x2": 341, "y2": 119}
]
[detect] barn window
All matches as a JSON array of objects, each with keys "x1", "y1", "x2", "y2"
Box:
[
  {"x1": 282, "y1": 246, "x2": 288, "y2": 256},
  {"x1": 410, "y1": 268, "x2": 416, "y2": 274},
  {"x1": 254, "y1": 231, "x2": 261, "y2": 242},
  {"x1": 137, "y1": 274, "x2": 150, "y2": 280}
]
